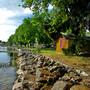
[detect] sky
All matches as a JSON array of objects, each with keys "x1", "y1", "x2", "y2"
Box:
[{"x1": 0, "y1": 0, "x2": 33, "y2": 41}]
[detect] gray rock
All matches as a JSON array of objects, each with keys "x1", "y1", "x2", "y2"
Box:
[
  {"x1": 49, "y1": 66, "x2": 58, "y2": 72},
  {"x1": 56, "y1": 66, "x2": 68, "y2": 76},
  {"x1": 70, "y1": 77, "x2": 82, "y2": 84},
  {"x1": 16, "y1": 69, "x2": 24, "y2": 75},
  {"x1": 80, "y1": 71, "x2": 88, "y2": 77},
  {"x1": 51, "y1": 81, "x2": 68, "y2": 90},
  {"x1": 19, "y1": 63, "x2": 26, "y2": 70},
  {"x1": 76, "y1": 70, "x2": 88, "y2": 77},
  {"x1": 36, "y1": 68, "x2": 42, "y2": 82},
  {"x1": 61, "y1": 74, "x2": 70, "y2": 81},
  {"x1": 23, "y1": 81, "x2": 31, "y2": 90},
  {"x1": 37, "y1": 60, "x2": 43, "y2": 68},
  {"x1": 12, "y1": 82, "x2": 23, "y2": 90}
]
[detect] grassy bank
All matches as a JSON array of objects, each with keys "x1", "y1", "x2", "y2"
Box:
[{"x1": 39, "y1": 49, "x2": 90, "y2": 71}]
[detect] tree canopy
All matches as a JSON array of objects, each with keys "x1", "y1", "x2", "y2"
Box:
[
  {"x1": 8, "y1": 0, "x2": 90, "y2": 54},
  {"x1": 22, "y1": 0, "x2": 90, "y2": 40},
  {"x1": 8, "y1": 17, "x2": 52, "y2": 46}
]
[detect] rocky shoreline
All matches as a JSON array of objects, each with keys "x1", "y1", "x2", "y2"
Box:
[{"x1": 12, "y1": 51, "x2": 90, "y2": 90}]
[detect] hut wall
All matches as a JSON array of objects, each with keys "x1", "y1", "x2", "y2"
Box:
[{"x1": 56, "y1": 37, "x2": 69, "y2": 52}]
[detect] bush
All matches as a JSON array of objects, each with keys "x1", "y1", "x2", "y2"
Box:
[{"x1": 63, "y1": 37, "x2": 90, "y2": 56}]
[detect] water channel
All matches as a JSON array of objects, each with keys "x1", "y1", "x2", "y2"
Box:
[{"x1": 0, "y1": 47, "x2": 16, "y2": 90}]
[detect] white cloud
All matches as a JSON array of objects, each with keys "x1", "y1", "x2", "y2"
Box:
[
  {"x1": 0, "y1": 25, "x2": 17, "y2": 41},
  {"x1": 0, "y1": 7, "x2": 32, "y2": 25},
  {"x1": 0, "y1": 7, "x2": 33, "y2": 41},
  {"x1": 0, "y1": 8, "x2": 18, "y2": 41},
  {"x1": 0, "y1": 8, "x2": 16, "y2": 24}
]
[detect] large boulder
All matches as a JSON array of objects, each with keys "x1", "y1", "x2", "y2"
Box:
[
  {"x1": 12, "y1": 82, "x2": 23, "y2": 90},
  {"x1": 51, "y1": 81, "x2": 68, "y2": 90},
  {"x1": 70, "y1": 85, "x2": 90, "y2": 90}
]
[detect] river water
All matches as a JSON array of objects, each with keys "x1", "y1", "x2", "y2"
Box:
[{"x1": 0, "y1": 47, "x2": 16, "y2": 90}]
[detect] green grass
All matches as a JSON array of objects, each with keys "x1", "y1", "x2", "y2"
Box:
[
  {"x1": 40, "y1": 48, "x2": 56, "y2": 56},
  {"x1": 39, "y1": 48, "x2": 90, "y2": 68},
  {"x1": 29, "y1": 48, "x2": 90, "y2": 68}
]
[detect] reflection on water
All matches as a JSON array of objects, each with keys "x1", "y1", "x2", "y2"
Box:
[
  {"x1": 0, "y1": 52, "x2": 10, "y2": 64},
  {"x1": 0, "y1": 47, "x2": 16, "y2": 90},
  {"x1": 0, "y1": 67, "x2": 16, "y2": 90},
  {"x1": 0, "y1": 46, "x2": 7, "y2": 52}
]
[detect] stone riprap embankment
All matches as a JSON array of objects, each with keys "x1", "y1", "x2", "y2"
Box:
[{"x1": 12, "y1": 51, "x2": 90, "y2": 90}]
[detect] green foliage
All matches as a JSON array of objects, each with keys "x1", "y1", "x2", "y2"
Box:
[
  {"x1": 63, "y1": 36, "x2": 90, "y2": 55},
  {"x1": 8, "y1": 35, "x2": 16, "y2": 45},
  {"x1": 9, "y1": 0, "x2": 90, "y2": 55},
  {"x1": 22, "y1": 0, "x2": 90, "y2": 39},
  {"x1": 8, "y1": 17, "x2": 53, "y2": 46}
]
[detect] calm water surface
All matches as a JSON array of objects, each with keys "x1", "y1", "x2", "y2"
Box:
[{"x1": 0, "y1": 48, "x2": 16, "y2": 90}]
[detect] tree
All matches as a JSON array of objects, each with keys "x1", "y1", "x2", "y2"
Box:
[
  {"x1": 22, "y1": 0, "x2": 90, "y2": 38},
  {"x1": 8, "y1": 34, "x2": 16, "y2": 45},
  {"x1": 8, "y1": 17, "x2": 52, "y2": 46},
  {"x1": 21, "y1": 0, "x2": 90, "y2": 54}
]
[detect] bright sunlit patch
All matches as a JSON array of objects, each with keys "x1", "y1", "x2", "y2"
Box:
[
  {"x1": 48, "y1": 4, "x2": 53, "y2": 10},
  {"x1": 86, "y1": 29, "x2": 89, "y2": 32},
  {"x1": 23, "y1": 8, "x2": 33, "y2": 14},
  {"x1": 0, "y1": 25, "x2": 17, "y2": 41},
  {"x1": 0, "y1": 8, "x2": 16, "y2": 24}
]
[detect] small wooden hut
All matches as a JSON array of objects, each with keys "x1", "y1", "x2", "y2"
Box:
[
  {"x1": 56, "y1": 36, "x2": 69, "y2": 52},
  {"x1": 56, "y1": 35, "x2": 90, "y2": 54}
]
